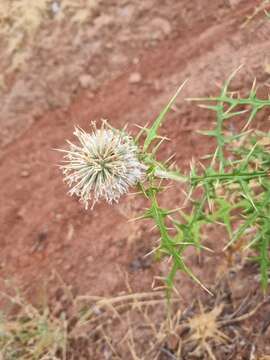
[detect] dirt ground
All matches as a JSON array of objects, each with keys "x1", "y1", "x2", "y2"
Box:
[{"x1": 1, "y1": 0, "x2": 270, "y2": 358}]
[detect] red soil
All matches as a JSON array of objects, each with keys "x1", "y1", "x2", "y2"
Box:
[{"x1": 1, "y1": 0, "x2": 270, "y2": 306}]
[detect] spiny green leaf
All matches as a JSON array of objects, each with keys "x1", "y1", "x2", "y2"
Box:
[{"x1": 143, "y1": 80, "x2": 187, "y2": 152}]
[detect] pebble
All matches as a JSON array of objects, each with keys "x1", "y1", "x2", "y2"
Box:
[
  {"x1": 132, "y1": 57, "x2": 140, "y2": 65},
  {"x1": 149, "y1": 17, "x2": 172, "y2": 40},
  {"x1": 129, "y1": 256, "x2": 152, "y2": 271},
  {"x1": 87, "y1": 255, "x2": 94, "y2": 263},
  {"x1": 64, "y1": 264, "x2": 73, "y2": 271},
  {"x1": 94, "y1": 14, "x2": 114, "y2": 29},
  {"x1": 55, "y1": 213, "x2": 63, "y2": 221},
  {"x1": 105, "y1": 42, "x2": 113, "y2": 49},
  {"x1": 51, "y1": 1, "x2": 61, "y2": 15},
  {"x1": 87, "y1": 91, "x2": 95, "y2": 99},
  {"x1": 117, "y1": 4, "x2": 135, "y2": 23},
  {"x1": 79, "y1": 74, "x2": 96, "y2": 89},
  {"x1": 110, "y1": 53, "x2": 128, "y2": 67},
  {"x1": 128, "y1": 72, "x2": 142, "y2": 84},
  {"x1": 20, "y1": 170, "x2": 30, "y2": 178},
  {"x1": 227, "y1": 0, "x2": 243, "y2": 6}
]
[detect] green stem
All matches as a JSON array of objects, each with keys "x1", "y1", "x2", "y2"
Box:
[{"x1": 191, "y1": 170, "x2": 268, "y2": 183}]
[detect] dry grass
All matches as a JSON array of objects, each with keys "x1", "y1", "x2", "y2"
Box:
[
  {"x1": 0, "y1": 277, "x2": 269, "y2": 359},
  {"x1": 0, "y1": 279, "x2": 181, "y2": 359},
  {"x1": 241, "y1": 0, "x2": 270, "y2": 27},
  {"x1": 0, "y1": 287, "x2": 68, "y2": 359},
  {"x1": 0, "y1": 0, "x2": 99, "y2": 74}
]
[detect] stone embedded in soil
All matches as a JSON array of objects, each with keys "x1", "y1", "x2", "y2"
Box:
[
  {"x1": 87, "y1": 256, "x2": 94, "y2": 263},
  {"x1": 228, "y1": 0, "x2": 243, "y2": 6},
  {"x1": 110, "y1": 53, "x2": 128, "y2": 67},
  {"x1": 129, "y1": 256, "x2": 152, "y2": 271},
  {"x1": 20, "y1": 170, "x2": 30, "y2": 177},
  {"x1": 117, "y1": 4, "x2": 136, "y2": 23},
  {"x1": 94, "y1": 14, "x2": 114, "y2": 29},
  {"x1": 79, "y1": 74, "x2": 96, "y2": 89},
  {"x1": 132, "y1": 57, "x2": 140, "y2": 65},
  {"x1": 64, "y1": 264, "x2": 73, "y2": 271},
  {"x1": 128, "y1": 72, "x2": 142, "y2": 84},
  {"x1": 51, "y1": 1, "x2": 61, "y2": 15},
  {"x1": 86, "y1": 91, "x2": 95, "y2": 99},
  {"x1": 148, "y1": 17, "x2": 172, "y2": 40}
]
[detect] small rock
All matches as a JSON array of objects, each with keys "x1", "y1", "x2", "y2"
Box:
[
  {"x1": 227, "y1": 0, "x2": 242, "y2": 6},
  {"x1": 117, "y1": 4, "x2": 135, "y2": 23},
  {"x1": 153, "y1": 79, "x2": 162, "y2": 91},
  {"x1": 79, "y1": 74, "x2": 96, "y2": 89},
  {"x1": 55, "y1": 213, "x2": 63, "y2": 221},
  {"x1": 17, "y1": 207, "x2": 26, "y2": 219},
  {"x1": 129, "y1": 256, "x2": 152, "y2": 271},
  {"x1": 132, "y1": 57, "x2": 140, "y2": 65},
  {"x1": 64, "y1": 264, "x2": 73, "y2": 271},
  {"x1": 31, "y1": 231, "x2": 48, "y2": 253},
  {"x1": 110, "y1": 53, "x2": 128, "y2": 67},
  {"x1": 51, "y1": 1, "x2": 61, "y2": 15},
  {"x1": 87, "y1": 255, "x2": 94, "y2": 263},
  {"x1": 129, "y1": 72, "x2": 142, "y2": 84},
  {"x1": 149, "y1": 17, "x2": 172, "y2": 40},
  {"x1": 87, "y1": 91, "x2": 95, "y2": 99},
  {"x1": 105, "y1": 42, "x2": 113, "y2": 49},
  {"x1": 20, "y1": 170, "x2": 30, "y2": 178},
  {"x1": 94, "y1": 15, "x2": 114, "y2": 29}
]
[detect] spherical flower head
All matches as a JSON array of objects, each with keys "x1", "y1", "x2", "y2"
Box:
[{"x1": 59, "y1": 122, "x2": 146, "y2": 209}]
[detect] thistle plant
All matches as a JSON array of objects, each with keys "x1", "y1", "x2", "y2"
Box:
[
  {"x1": 59, "y1": 71, "x2": 270, "y2": 296},
  {"x1": 58, "y1": 122, "x2": 145, "y2": 209}
]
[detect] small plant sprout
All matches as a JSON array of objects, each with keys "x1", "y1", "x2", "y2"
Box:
[{"x1": 58, "y1": 121, "x2": 146, "y2": 209}]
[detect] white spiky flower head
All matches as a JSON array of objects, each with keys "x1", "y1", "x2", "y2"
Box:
[{"x1": 59, "y1": 121, "x2": 146, "y2": 209}]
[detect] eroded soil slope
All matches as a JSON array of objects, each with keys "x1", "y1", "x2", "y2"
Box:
[{"x1": 1, "y1": 0, "x2": 270, "y2": 311}]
